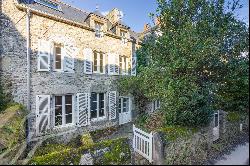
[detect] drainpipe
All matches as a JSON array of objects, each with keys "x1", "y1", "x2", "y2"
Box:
[{"x1": 26, "y1": 9, "x2": 31, "y2": 111}]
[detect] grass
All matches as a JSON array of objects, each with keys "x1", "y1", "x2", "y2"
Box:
[{"x1": 0, "y1": 104, "x2": 27, "y2": 154}]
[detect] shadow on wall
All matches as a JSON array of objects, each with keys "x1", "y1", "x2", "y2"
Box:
[{"x1": 0, "y1": 11, "x2": 130, "y2": 108}]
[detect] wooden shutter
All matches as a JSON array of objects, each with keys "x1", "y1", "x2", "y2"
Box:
[
  {"x1": 109, "y1": 91, "x2": 117, "y2": 120},
  {"x1": 36, "y1": 95, "x2": 51, "y2": 135},
  {"x1": 38, "y1": 40, "x2": 51, "y2": 71},
  {"x1": 64, "y1": 44, "x2": 77, "y2": 72},
  {"x1": 83, "y1": 48, "x2": 93, "y2": 74},
  {"x1": 131, "y1": 53, "x2": 137, "y2": 76},
  {"x1": 77, "y1": 93, "x2": 90, "y2": 126}
]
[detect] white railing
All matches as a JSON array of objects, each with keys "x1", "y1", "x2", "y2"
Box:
[{"x1": 133, "y1": 125, "x2": 153, "y2": 163}]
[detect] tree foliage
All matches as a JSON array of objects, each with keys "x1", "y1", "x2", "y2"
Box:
[{"x1": 119, "y1": 0, "x2": 249, "y2": 127}]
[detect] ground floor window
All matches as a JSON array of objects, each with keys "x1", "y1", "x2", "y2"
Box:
[
  {"x1": 152, "y1": 100, "x2": 160, "y2": 112},
  {"x1": 91, "y1": 92, "x2": 105, "y2": 120},
  {"x1": 119, "y1": 97, "x2": 130, "y2": 113},
  {"x1": 54, "y1": 95, "x2": 73, "y2": 126}
]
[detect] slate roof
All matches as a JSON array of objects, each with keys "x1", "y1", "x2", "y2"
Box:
[{"x1": 16, "y1": 0, "x2": 140, "y2": 42}]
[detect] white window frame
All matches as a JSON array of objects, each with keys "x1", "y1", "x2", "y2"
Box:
[
  {"x1": 95, "y1": 22, "x2": 103, "y2": 38},
  {"x1": 90, "y1": 92, "x2": 106, "y2": 121},
  {"x1": 119, "y1": 55, "x2": 129, "y2": 75},
  {"x1": 152, "y1": 100, "x2": 160, "y2": 112},
  {"x1": 118, "y1": 96, "x2": 131, "y2": 113},
  {"x1": 54, "y1": 43, "x2": 64, "y2": 72},
  {"x1": 53, "y1": 95, "x2": 74, "y2": 128},
  {"x1": 93, "y1": 51, "x2": 105, "y2": 74},
  {"x1": 120, "y1": 30, "x2": 127, "y2": 44}
]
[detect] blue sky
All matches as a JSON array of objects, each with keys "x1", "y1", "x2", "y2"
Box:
[{"x1": 62, "y1": 0, "x2": 249, "y2": 32}]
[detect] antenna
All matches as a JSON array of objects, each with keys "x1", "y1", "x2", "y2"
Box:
[{"x1": 96, "y1": 4, "x2": 99, "y2": 11}]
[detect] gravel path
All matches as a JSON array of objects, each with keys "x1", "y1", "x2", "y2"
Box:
[{"x1": 213, "y1": 142, "x2": 249, "y2": 165}]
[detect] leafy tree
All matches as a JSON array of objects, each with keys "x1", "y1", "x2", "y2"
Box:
[{"x1": 119, "y1": 0, "x2": 249, "y2": 127}]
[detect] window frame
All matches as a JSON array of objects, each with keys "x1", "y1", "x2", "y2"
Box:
[
  {"x1": 53, "y1": 95, "x2": 74, "y2": 128},
  {"x1": 118, "y1": 97, "x2": 130, "y2": 114},
  {"x1": 120, "y1": 30, "x2": 127, "y2": 44},
  {"x1": 90, "y1": 92, "x2": 106, "y2": 121},
  {"x1": 95, "y1": 21, "x2": 104, "y2": 38},
  {"x1": 93, "y1": 51, "x2": 105, "y2": 74},
  {"x1": 152, "y1": 100, "x2": 160, "y2": 112},
  {"x1": 54, "y1": 43, "x2": 64, "y2": 72},
  {"x1": 119, "y1": 55, "x2": 129, "y2": 75}
]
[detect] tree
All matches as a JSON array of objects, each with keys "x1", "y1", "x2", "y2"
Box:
[{"x1": 119, "y1": 0, "x2": 249, "y2": 127}]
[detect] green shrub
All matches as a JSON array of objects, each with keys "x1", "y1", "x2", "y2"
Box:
[
  {"x1": 81, "y1": 133, "x2": 94, "y2": 148},
  {"x1": 227, "y1": 112, "x2": 241, "y2": 122},
  {"x1": 160, "y1": 126, "x2": 198, "y2": 142},
  {"x1": 29, "y1": 138, "x2": 131, "y2": 165}
]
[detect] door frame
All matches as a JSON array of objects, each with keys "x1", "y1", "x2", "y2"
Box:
[{"x1": 118, "y1": 96, "x2": 132, "y2": 125}]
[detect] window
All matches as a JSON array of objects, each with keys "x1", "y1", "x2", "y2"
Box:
[
  {"x1": 119, "y1": 55, "x2": 128, "y2": 75},
  {"x1": 118, "y1": 97, "x2": 130, "y2": 113},
  {"x1": 91, "y1": 93, "x2": 105, "y2": 120},
  {"x1": 152, "y1": 100, "x2": 160, "y2": 112},
  {"x1": 54, "y1": 44, "x2": 63, "y2": 71},
  {"x1": 95, "y1": 22, "x2": 103, "y2": 38},
  {"x1": 214, "y1": 112, "x2": 219, "y2": 127},
  {"x1": 54, "y1": 95, "x2": 73, "y2": 127},
  {"x1": 34, "y1": 0, "x2": 61, "y2": 11},
  {"x1": 120, "y1": 30, "x2": 127, "y2": 44},
  {"x1": 93, "y1": 51, "x2": 105, "y2": 74}
]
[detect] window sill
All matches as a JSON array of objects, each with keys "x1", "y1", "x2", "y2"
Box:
[
  {"x1": 91, "y1": 117, "x2": 107, "y2": 122},
  {"x1": 53, "y1": 123, "x2": 75, "y2": 129}
]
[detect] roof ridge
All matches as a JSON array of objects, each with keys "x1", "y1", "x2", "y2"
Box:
[{"x1": 57, "y1": 0, "x2": 89, "y2": 15}]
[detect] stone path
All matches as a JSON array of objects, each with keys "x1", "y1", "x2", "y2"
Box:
[{"x1": 213, "y1": 143, "x2": 249, "y2": 165}]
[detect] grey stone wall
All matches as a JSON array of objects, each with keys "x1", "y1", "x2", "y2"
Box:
[{"x1": 1, "y1": 0, "x2": 137, "y2": 136}]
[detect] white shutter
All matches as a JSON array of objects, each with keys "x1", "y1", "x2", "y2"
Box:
[
  {"x1": 38, "y1": 40, "x2": 51, "y2": 71},
  {"x1": 64, "y1": 44, "x2": 77, "y2": 72},
  {"x1": 108, "y1": 53, "x2": 115, "y2": 75},
  {"x1": 36, "y1": 95, "x2": 51, "y2": 135},
  {"x1": 114, "y1": 54, "x2": 119, "y2": 75},
  {"x1": 83, "y1": 48, "x2": 93, "y2": 74},
  {"x1": 131, "y1": 53, "x2": 137, "y2": 76},
  {"x1": 77, "y1": 93, "x2": 90, "y2": 126},
  {"x1": 109, "y1": 91, "x2": 117, "y2": 120}
]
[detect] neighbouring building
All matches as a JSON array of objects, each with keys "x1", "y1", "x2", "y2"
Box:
[{"x1": 0, "y1": 0, "x2": 141, "y2": 140}]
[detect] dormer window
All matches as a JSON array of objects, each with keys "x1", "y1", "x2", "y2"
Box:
[
  {"x1": 120, "y1": 30, "x2": 127, "y2": 44},
  {"x1": 95, "y1": 21, "x2": 104, "y2": 38},
  {"x1": 34, "y1": 0, "x2": 61, "y2": 11}
]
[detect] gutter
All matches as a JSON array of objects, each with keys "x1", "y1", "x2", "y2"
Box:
[{"x1": 26, "y1": 8, "x2": 31, "y2": 111}]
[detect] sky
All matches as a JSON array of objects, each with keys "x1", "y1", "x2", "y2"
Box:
[{"x1": 62, "y1": 0, "x2": 249, "y2": 32}]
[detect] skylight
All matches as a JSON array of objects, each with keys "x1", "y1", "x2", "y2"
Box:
[{"x1": 34, "y1": 0, "x2": 61, "y2": 11}]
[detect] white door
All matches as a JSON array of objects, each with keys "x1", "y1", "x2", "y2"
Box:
[
  {"x1": 119, "y1": 97, "x2": 131, "y2": 125},
  {"x1": 213, "y1": 110, "x2": 220, "y2": 141}
]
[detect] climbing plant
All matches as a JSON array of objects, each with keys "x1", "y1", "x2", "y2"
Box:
[{"x1": 119, "y1": 0, "x2": 249, "y2": 127}]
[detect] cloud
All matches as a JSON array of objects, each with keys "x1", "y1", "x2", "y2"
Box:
[{"x1": 101, "y1": 11, "x2": 109, "y2": 16}]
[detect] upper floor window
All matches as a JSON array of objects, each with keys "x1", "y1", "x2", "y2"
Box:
[
  {"x1": 93, "y1": 51, "x2": 105, "y2": 74},
  {"x1": 34, "y1": 0, "x2": 61, "y2": 11},
  {"x1": 120, "y1": 30, "x2": 127, "y2": 44},
  {"x1": 95, "y1": 22, "x2": 104, "y2": 38},
  {"x1": 119, "y1": 55, "x2": 128, "y2": 75},
  {"x1": 54, "y1": 43, "x2": 63, "y2": 71}
]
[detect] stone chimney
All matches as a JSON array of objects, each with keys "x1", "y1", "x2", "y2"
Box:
[
  {"x1": 106, "y1": 8, "x2": 122, "y2": 24},
  {"x1": 143, "y1": 23, "x2": 151, "y2": 32},
  {"x1": 154, "y1": 17, "x2": 161, "y2": 26}
]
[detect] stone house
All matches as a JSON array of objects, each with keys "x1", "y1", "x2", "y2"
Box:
[{"x1": 0, "y1": 0, "x2": 141, "y2": 140}]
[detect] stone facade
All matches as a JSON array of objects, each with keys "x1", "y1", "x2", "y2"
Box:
[{"x1": 0, "y1": 0, "x2": 140, "y2": 138}]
